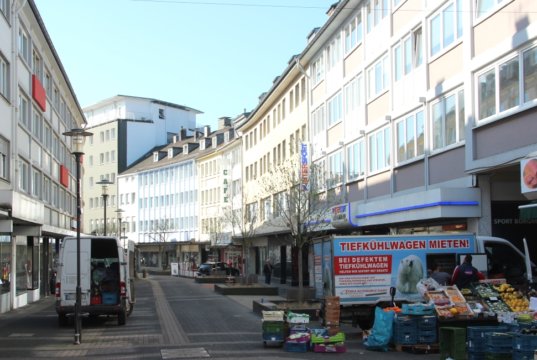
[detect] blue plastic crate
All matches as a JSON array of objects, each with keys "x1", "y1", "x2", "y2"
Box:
[
  {"x1": 418, "y1": 333, "x2": 437, "y2": 344},
  {"x1": 417, "y1": 315, "x2": 437, "y2": 329},
  {"x1": 467, "y1": 326, "x2": 510, "y2": 352},
  {"x1": 512, "y1": 350, "x2": 535, "y2": 360},
  {"x1": 394, "y1": 315, "x2": 418, "y2": 331},
  {"x1": 284, "y1": 341, "x2": 308, "y2": 352},
  {"x1": 467, "y1": 351, "x2": 486, "y2": 360},
  {"x1": 401, "y1": 303, "x2": 435, "y2": 315},
  {"x1": 485, "y1": 332, "x2": 513, "y2": 353},
  {"x1": 513, "y1": 333, "x2": 537, "y2": 352}
]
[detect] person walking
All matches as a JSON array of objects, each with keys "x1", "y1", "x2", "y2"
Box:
[
  {"x1": 263, "y1": 259, "x2": 272, "y2": 285},
  {"x1": 451, "y1": 254, "x2": 484, "y2": 289}
]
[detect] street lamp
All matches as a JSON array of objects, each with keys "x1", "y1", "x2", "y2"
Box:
[
  {"x1": 63, "y1": 128, "x2": 92, "y2": 345},
  {"x1": 96, "y1": 179, "x2": 114, "y2": 236},
  {"x1": 115, "y1": 208, "x2": 125, "y2": 248}
]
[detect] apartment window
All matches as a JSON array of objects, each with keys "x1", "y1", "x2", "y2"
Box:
[
  {"x1": 311, "y1": 56, "x2": 324, "y2": 86},
  {"x1": 368, "y1": 126, "x2": 391, "y2": 173},
  {"x1": 327, "y1": 35, "x2": 341, "y2": 71},
  {"x1": 476, "y1": 0, "x2": 508, "y2": 18},
  {"x1": 367, "y1": 54, "x2": 389, "y2": 99},
  {"x1": 43, "y1": 176, "x2": 50, "y2": 203},
  {"x1": 344, "y1": 74, "x2": 363, "y2": 115},
  {"x1": 311, "y1": 105, "x2": 325, "y2": 137},
  {"x1": 18, "y1": 93, "x2": 30, "y2": 128},
  {"x1": 274, "y1": 191, "x2": 287, "y2": 218},
  {"x1": 430, "y1": 0, "x2": 463, "y2": 57},
  {"x1": 313, "y1": 159, "x2": 326, "y2": 190},
  {"x1": 396, "y1": 110, "x2": 425, "y2": 163},
  {"x1": 18, "y1": 28, "x2": 30, "y2": 64},
  {"x1": 262, "y1": 197, "x2": 271, "y2": 221},
  {"x1": 432, "y1": 89, "x2": 465, "y2": 151},
  {"x1": 158, "y1": 108, "x2": 165, "y2": 119},
  {"x1": 327, "y1": 151, "x2": 343, "y2": 188},
  {"x1": 31, "y1": 167, "x2": 41, "y2": 198},
  {"x1": 44, "y1": 71, "x2": 52, "y2": 95},
  {"x1": 19, "y1": 158, "x2": 30, "y2": 193},
  {"x1": 327, "y1": 92, "x2": 342, "y2": 126},
  {"x1": 0, "y1": 54, "x2": 8, "y2": 98},
  {"x1": 347, "y1": 140, "x2": 365, "y2": 181},
  {"x1": 246, "y1": 202, "x2": 257, "y2": 223},
  {"x1": 0, "y1": 137, "x2": 9, "y2": 181},
  {"x1": 344, "y1": 12, "x2": 363, "y2": 54},
  {"x1": 393, "y1": 27, "x2": 423, "y2": 81},
  {"x1": 367, "y1": 0, "x2": 389, "y2": 33},
  {"x1": 478, "y1": 46, "x2": 537, "y2": 121},
  {"x1": 32, "y1": 50, "x2": 42, "y2": 82},
  {"x1": 32, "y1": 108, "x2": 43, "y2": 141}
]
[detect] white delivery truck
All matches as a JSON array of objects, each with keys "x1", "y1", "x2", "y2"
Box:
[
  {"x1": 313, "y1": 233, "x2": 535, "y2": 329},
  {"x1": 55, "y1": 236, "x2": 134, "y2": 326}
]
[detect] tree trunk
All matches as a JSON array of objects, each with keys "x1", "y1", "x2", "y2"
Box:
[{"x1": 297, "y1": 246, "x2": 304, "y2": 304}]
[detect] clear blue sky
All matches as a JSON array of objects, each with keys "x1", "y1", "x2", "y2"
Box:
[{"x1": 34, "y1": 0, "x2": 333, "y2": 128}]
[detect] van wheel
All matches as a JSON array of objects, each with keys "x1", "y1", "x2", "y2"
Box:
[
  {"x1": 118, "y1": 309, "x2": 126, "y2": 325},
  {"x1": 58, "y1": 314, "x2": 68, "y2": 327}
]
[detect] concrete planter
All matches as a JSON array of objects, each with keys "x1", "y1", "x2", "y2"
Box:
[{"x1": 214, "y1": 284, "x2": 279, "y2": 296}]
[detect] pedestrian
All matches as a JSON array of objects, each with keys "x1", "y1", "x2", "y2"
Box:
[
  {"x1": 263, "y1": 259, "x2": 272, "y2": 284},
  {"x1": 451, "y1": 254, "x2": 484, "y2": 289},
  {"x1": 430, "y1": 262, "x2": 451, "y2": 286}
]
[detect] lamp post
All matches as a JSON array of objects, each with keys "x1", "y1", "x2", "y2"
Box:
[
  {"x1": 63, "y1": 128, "x2": 92, "y2": 345},
  {"x1": 115, "y1": 208, "x2": 125, "y2": 248},
  {"x1": 96, "y1": 179, "x2": 114, "y2": 236}
]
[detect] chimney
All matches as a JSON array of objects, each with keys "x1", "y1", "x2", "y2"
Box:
[
  {"x1": 218, "y1": 116, "x2": 231, "y2": 129},
  {"x1": 203, "y1": 125, "x2": 211, "y2": 137},
  {"x1": 178, "y1": 128, "x2": 188, "y2": 141}
]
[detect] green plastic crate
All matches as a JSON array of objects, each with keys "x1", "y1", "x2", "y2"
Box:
[{"x1": 440, "y1": 327, "x2": 467, "y2": 360}]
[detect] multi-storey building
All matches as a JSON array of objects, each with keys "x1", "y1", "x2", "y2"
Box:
[
  {"x1": 239, "y1": 0, "x2": 537, "y2": 279},
  {"x1": 0, "y1": 1, "x2": 87, "y2": 312},
  {"x1": 82, "y1": 95, "x2": 201, "y2": 238},
  {"x1": 197, "y1": 117, "x2": 242, "y2": 268}
]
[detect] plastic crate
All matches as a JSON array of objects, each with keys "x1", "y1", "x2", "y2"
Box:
[
  {"x1": 512, "y1": 350, "x2": 535, "y2": 360},
  {"x1": 467, "y1": 325, "x2": 510, "y2": 352},
  {"x1": 484, "y1": 353, "x2": 512, "y2": 360},
  {"x1": 467, "y1": 351, "x2": 486, "y2": 360},
  {"x1": 401, "y1": 303, "x2": 435, "y2": 315},
  {"x1": 418, "y1": 332, "x2": 437, "y2": 344},
  {"x1": 312, "y1": 343, "x2": 346, "y2": 353},
  {"x1": 284, "y1": 341, "x2": 308, "y2": 352},
  {"x1": 440, "y1": 327, "x2": 467, "y2": 360},
  {"x1": 417, "y1": 315, "x2": 437, "y2": 330},
  {"x1": 394, "y1": 315, "x2": 418, "y2": 332},
  {"x1": 512, "y1": 333, "x2": 537, "y2": 352},
  {"x1": 101, "y1": 292, "x2": 118, "y2": 305},
  {"x1": 485, "y1": 332, "x2": 513, "y2": 353}
]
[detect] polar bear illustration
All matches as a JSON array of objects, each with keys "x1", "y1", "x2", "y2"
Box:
[{"x1": 396, "y1": 255, "x2": 424, "y2": 294}]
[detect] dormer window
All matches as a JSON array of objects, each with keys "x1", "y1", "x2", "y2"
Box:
[
  {"x1": 159, "y1": 108, "x2": 165, "y2": 119},
  {"x1": 200, "y1": 140, "x2": 205, "y2": 150},
  {"x1": 168, "y1": 148, "x2": 173, "y2": 158},
  {"x1": 153, "y1": 152, "x2": 159, "y2": 162},
  {"x1": 183, "y1": 144, "x2": 189, "y2": 154}
]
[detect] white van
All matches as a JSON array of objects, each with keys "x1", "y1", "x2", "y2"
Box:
[{"x1": 55, "y1": 236, "x2": 134, "y2": 326}]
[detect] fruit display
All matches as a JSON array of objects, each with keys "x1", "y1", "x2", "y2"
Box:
[
  {"x1": 484, "y1": 298, "x2": 512, "y2": 313},
  {"x1": 435, "y1": 303, "x2": 474, "y2": 318},
  {"x1": 445, "y1": 287, "x2": 465, "y2": 303},
  {"x1": 473, "y1": 283, "x2": 499, "y2": 298},
  {"x1": 494, "y1": 283, "x2": 530, "y2": 312},
  {"x1": 426, "y1": 290, "x2": 450, "y2": 306}
]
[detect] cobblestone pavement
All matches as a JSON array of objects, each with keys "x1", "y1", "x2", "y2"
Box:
[{"x1": 0, "y1": 275, "x2": 441, "y2": 359}]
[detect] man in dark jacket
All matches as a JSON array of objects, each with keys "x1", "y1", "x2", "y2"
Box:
[{"x1": 451, "y1": 255, "x2": 484, "y2": 289}]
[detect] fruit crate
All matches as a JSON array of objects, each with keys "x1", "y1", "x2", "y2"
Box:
[{"x1": 284, "y1": 341, "x2": 309, "y2": 352}]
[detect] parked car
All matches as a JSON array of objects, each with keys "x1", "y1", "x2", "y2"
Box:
[{"x1": 196, "y1": 262, "x2": 240, "y2": 277}]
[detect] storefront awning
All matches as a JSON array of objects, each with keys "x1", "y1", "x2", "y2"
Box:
[{"x1": 518, "y1": 202, "x2": 537, "y2": 220}]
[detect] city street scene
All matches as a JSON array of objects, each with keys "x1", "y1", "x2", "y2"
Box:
[
  {"x1": 1, "y1": 1, "x2": 537, "y2": 360},
  {"x1": 0, "y1": 274, "x2": 440, "y2": 359}
]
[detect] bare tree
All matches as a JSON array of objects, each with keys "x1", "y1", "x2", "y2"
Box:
[
  {"x1": 221, "y1": 202, "x2": 257, "y2": 281},
  {"x1": 147, "y1": 220, "x2": 172, "y2": 269},
  {"x1": 257, "y1": 145, "x2": 335, "y2": 303}
]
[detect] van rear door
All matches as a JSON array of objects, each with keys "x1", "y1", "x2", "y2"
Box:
[{"x1": 61, "y1": 238, "x2": 91, "y2": 306}]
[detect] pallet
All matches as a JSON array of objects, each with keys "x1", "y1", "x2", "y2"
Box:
[{"x1": 394, "y1": 343, "x2": 439, "y2": 354}]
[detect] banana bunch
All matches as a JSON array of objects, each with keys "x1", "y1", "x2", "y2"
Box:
[{"x1": 493, "y1": 283, "x2": 515, "y2": 293}]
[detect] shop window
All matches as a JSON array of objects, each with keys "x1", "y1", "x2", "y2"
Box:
[{"x1": 0, "y1": 235, "x2": 11, "y2": 295}]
